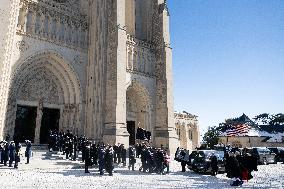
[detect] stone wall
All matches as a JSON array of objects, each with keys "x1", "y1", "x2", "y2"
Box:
[
  {"x1": 0, "y1": 0, "x2": 181, "y2": 154},
  {"x1": 0, "y1": 0, "x2": 88, "y2": 140},
  {"x1": 174, "y1": 112, "x2": 200, "y2": 151}
]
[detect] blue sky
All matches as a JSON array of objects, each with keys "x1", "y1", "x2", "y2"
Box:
[{"x1": 168, "y1": 0, "x2": 284, "y2": 135}]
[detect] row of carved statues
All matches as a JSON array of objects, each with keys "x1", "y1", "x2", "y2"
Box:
[{"x1": 17, "y1": 1, "x2": 88, "y2": 50}]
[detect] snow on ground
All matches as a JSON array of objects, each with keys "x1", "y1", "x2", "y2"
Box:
[{"x1": 0, "y1": 151, "x2": 284, "y2": 189}]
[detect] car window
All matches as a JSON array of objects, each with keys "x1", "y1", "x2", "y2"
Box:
[
  {"x1": 214, "y1": 151, "x2": 225, "y2": 160},
  {"x1": 257, "y1": 148, "x2": 270, "y2": 154}
]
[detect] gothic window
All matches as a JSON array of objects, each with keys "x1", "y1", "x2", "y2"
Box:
[
  {"x1": 59, "y1": 22, "x2": 65, "y2": 41},
  {"x1": 51, "y1": 18, "x2": 57, "y2": 38},
  {"x1": 189, "y1": 130, "x2": 193, "y2": 140},
  {"x1": 26, "y1": 10, "x2": 33, "y2": 33},
  {"x1": 43, "y1": 15, "x2": 49, "y2": 36},
  {"x1": 35, "y1": 13, "x2": 41, "y2": 34}
]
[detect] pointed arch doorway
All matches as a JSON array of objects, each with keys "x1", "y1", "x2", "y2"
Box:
[{"x1": 3, "y1": 51, "x2": 82, "y2": 143}]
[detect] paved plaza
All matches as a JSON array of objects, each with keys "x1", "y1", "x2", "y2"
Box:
[{"x1": 0, "y1": 150, "x2": 283, "y2": 189}]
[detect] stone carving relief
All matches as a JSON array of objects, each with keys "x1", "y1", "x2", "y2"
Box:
[
  {"x1": 126, "y1": 34, "x2": 156, "y2": 78},
  {"x1": 16, "y1": 0, "x2": 88, "y2": 51},
  {"x1": 16, "y1": 40, "x2": 29, "y2": 52},
  {"x1": 17, "y1": 68, "x2": 61, "y2": 104}
]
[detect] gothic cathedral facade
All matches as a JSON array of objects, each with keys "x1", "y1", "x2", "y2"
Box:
[{"x1": 0, "y1": 0, "x2": 179, "y2": 153}]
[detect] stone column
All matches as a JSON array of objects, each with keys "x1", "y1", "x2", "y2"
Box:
[
  {"x1": 74, "y1": 104, "x2": 80, "y2": 135},
  {"x1": 103, "y1": 0, "x2": 129, "y2": 147},
  {"x1": 130, "y1": 46, "x2": 134, "y2": 70},
  {"x1": 153, "y1": 0, "x2": 178, "y2": 154},
  {"x1": 34, "y1": 101, "x2": 43, "y2": 144}
]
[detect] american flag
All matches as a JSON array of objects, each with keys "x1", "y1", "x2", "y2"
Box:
[{"x1": 225, "y1": 124, "x2": 250, "y2": 136}]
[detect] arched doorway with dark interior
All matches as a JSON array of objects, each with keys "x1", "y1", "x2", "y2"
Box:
[{"x1": 126, "y1": 82, "x2": 151, "y2": 146}]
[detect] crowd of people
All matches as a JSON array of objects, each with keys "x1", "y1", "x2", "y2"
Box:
[
  {"x1": 224, "y1": 148, "x2": 258, "y2": 186},
  {"x1": 175, "y1": 145, "x2": 260, "y2": 187},
  {"x1": 0, "y1": 138, "x2": 32, "y2": 169},
  {"x1": 47, "y1": 130, "x2": 171, "y2": 176},
  {"x1": 1, "y1": 130, "x2": 269, "y2": 187}
]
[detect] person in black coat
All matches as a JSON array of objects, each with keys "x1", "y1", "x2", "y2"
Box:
[
  {"x1": 3, "y1": 141, "x2": 9, "y2": 166},
  {"x1": 113, "y1": 144, "x2": 118, "y2": 163},
  {"x1": 226, "y1": 152, "x2": 243, "y2": 186},
  {"x1": 121, "y1": 144, "x2": 127, "y2": 167},
  {"x1": 0, "y1": 141, "x2": 4, "y2": 164},
  {"x1": 117, "y1": 143, "x2": 122, "y2": 164},
  {"x1": 140, "y1": 145, "x2": 147, "y2": 172},
  {"x1": 81, "y1": 137, "x2": 86, "y2": 162},
  {"x1": 14, "y1": 142, "x2": 21, "y2": 169},
  {"x1": 226, "y1": 152, "x2": 241, "y2": 178},
  {"x1": 156, "y1": 149, "x2": 165, "y2": 174},
  {"x1": 84, "y1": 141, "x2": 91, "y2": 173},
  {"x1": 25, "y1": 140, "x2": 32, "y2": 164},
  {"x1": 8, "y1": 141, "x2": 15, "y2": 167},
  {"x1": 90, "y1": 142, "x2": 98, "y2": 165},
  {"x1": 135, "y1": 143, "x2": 140, "y2": 158},
  {"x1": 210, "y1": 154, "x2": 218, "y2": 176},
  {"x1": 128, "y1": 145, "x2": 136, "y2": 171},
  {"x1": 72, "y1": 136, "x2": 77, "y2": 161},
  {"x1": 99, "y1": 144, "x2": 106, "y2": 175},
  {"x1": 180, "y1": 150, "x2": 187, "y2": 172},
  {"x1": 64, "y1": 137, "x2": 71, "y2": 160},
  {"x1": 105, "y1": 146, "x2": 114, "y2": 176}
]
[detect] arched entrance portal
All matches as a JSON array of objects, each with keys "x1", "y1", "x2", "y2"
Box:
[
  {"x1": 126, "y1": 81, "x2": 151, "y2": 145},
  {"x1": 3, "y1": 51, "x2": 82, "y2": 143}
]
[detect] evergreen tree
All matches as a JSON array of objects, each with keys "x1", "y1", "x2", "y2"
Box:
[{"x1": 203, "y1": 126, "x2": 220, "y2": 149}]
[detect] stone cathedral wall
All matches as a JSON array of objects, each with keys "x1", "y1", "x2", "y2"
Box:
[
  {"x1": 0, "y1": 0, "x2": 198, "y2": 154},
  {"x1": 0, "y1": 0, "x2": 89, "y2": 139}
]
